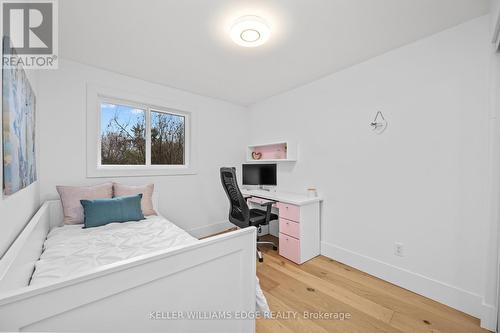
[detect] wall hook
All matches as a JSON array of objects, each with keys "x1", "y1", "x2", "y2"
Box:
[{"x1": 370, "y1": 111, "x2": 387, "y2": 134}]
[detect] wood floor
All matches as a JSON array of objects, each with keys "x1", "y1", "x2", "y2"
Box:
[{"x1": 256, "y1": 236, "x2": 491, "y2": 333}]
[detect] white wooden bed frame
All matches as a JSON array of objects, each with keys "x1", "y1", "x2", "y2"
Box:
[{"x1": 0, "y1": 200, "x2": 256, "y2": 332}]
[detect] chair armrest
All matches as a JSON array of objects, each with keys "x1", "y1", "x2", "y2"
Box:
[{"x1": 261, "y1": 201, "x2": 276, "y2": 224}]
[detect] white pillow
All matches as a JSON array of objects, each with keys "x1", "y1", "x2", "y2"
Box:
[
  {"x1": 56, "y1": 183, "x2": 113, "y2": 225},
  {"x1": 113, "y1": 183, "x2": 157, "y2": 216}
]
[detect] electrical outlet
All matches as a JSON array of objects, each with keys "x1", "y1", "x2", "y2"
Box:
[{"x1": 394, "y1": 242, "x2": 404, "y2": 257}]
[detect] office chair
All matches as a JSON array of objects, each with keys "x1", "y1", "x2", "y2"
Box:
[{"x1": 220, "y1": 167, "x2": 278, "y2": 262}]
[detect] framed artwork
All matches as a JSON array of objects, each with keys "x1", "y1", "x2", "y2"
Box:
[{"x1": 2, "y1": 36, "x2": 37, "y2": 195}]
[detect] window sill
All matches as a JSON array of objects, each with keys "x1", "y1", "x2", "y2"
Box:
[{"x1": 87, "y1": 165, "x2": 197, "y2": 178}]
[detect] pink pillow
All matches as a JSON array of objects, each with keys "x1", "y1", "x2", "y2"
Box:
[
  {"x1": 113, "y1": 183, "x2": 157, "y2": 216},
  {"x1": 57, "y1": 183, "x2": 113, "y2": 225}
]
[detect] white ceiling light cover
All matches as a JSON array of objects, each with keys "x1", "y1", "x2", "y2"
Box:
[{"x1": 230, "y1": 15, "x2": 271, "y2": 47}]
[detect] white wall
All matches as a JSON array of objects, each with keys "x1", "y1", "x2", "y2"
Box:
[
  {"x1": 249, "y1": 16, "x2": 493, "y2": 323},
  {"x1": 37, "y1": 60, "x2": 248, "y2": 233},
  {"x1": 493, "y1": 0, "x2": 500, "y2": 39},
  {"x1": 0, "y1": 69, "x2": 40, "y2": 258}
]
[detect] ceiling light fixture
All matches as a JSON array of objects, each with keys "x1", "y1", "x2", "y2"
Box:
[{"x1": 230, "y1": 16, "x2": 270, "y2": 47}]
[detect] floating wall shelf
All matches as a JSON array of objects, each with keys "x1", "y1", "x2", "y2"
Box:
[{"x1": 246, "y1": 141, "x2": 297, "y2": 163}]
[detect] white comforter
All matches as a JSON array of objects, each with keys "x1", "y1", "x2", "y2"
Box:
[
  {"x1": 30, "y1": 216, "x2": 269, "y2": 313},
  {"x1": 30, "y1": 216, "x2": 197, "y2": 285}
]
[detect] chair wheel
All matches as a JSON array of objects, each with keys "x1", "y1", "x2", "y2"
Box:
[
  {"x1": 273, "y1": 246, "x2": 278, "y2": 251},
  {"x1": 259, "y1": 258, "x2": 264, "y2": 263}
]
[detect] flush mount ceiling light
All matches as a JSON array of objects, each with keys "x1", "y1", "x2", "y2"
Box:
[{"x1": 230, "y1": 16, "x2": 271, "y2": 47}]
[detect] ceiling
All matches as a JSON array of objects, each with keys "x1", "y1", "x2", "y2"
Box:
[{"x1": 60, "y1": 0, "x2": 491, "y2": 106}]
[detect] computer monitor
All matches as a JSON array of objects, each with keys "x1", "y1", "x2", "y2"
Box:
[{"x1": 242, "y1": 164, "x2": 277, "y2": 186}]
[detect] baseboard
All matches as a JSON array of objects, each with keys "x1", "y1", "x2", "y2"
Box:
[
  {"x1": 187, "y1": 221, "x2": 235, "y2": 239},
  {"x1": 321, "y1": 241, "x2": 496, "y2": 330}
]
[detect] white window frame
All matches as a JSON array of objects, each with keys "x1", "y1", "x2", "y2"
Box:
[{"x1": 87, "y1": 84, "x2": 197, "y2": 177}]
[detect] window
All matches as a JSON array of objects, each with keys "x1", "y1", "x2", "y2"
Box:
[
  {"x1": 100, "y1": 103, "x2": 146, "y2": 165},
  {"x1": 87, "y1": 85, "x2": 196, "y2": 177},
  {"x1": 150, "y1": 110, "x2": 185, "y2": 165},
  {"x1": 92, "y1": 95, "x2": 192, "y2": 177}
]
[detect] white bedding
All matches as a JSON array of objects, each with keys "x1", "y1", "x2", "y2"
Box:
[
  {"x1": 30, "y1": 216, "x2": 270, "y2": 313},
  {"x1": 30, "y1": 216, "x2": 196, "y2": 285}
]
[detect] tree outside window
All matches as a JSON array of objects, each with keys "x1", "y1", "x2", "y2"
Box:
[{"x1": 100, "y1": 102, "x2": 186, "y2": 166}]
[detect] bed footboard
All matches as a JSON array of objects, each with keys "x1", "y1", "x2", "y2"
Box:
[{"x1": 0, "y1": 224, "x2": 257, "y2": 333}]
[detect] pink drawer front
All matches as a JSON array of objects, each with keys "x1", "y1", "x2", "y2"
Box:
[
  {"x1": 247, "y1": 196, "x2": 276, "y2": 206},
  {"x1": 279, "y1": 233, "x2": 300, "y2": 264},
  {"x1": 279, "y1": 218, "x2": 300, "y2": 239},
  {"x1": 277, "y1": 202, "x2": 300, "y2": 222}
]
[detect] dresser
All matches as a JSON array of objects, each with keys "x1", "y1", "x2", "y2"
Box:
[{"x1": 241, "y1": 189, "x2": 322, "y2": 264}]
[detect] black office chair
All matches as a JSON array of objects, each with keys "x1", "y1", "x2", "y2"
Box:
[{"x1": 220, "y1": 167, "x2": 278, "y2": 262}]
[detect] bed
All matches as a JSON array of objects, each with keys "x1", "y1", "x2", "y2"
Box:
[{"x1": 0, "y1": 200, "x2": 259, "y2": 332}]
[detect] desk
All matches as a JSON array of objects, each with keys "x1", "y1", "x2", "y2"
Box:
[{"x1": 241, "y1": 189, "x2": 322, "y2": 264}]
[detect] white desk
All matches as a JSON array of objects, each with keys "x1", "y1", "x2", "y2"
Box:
[
  {"x1": 241, "y1": 189, "x2": 322, "y2": 264},
  {"x1": 241, "y1": 189, "x2": 322, "y2": 206}
]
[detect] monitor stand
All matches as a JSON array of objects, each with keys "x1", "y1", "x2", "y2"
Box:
[{"x1": 259, "y1": 185, "x2": 271, "y2": 191}]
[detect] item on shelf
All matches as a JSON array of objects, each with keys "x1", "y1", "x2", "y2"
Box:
[
  {"x1": 252, "y1": 151, "x2": 262, "y2": 160},
  {"x1": 247, "y1": 141, "x2": 296, "y2": 162},
  {"x1": 307, "y1": 188, "x2": 318, "y2": 198}
]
